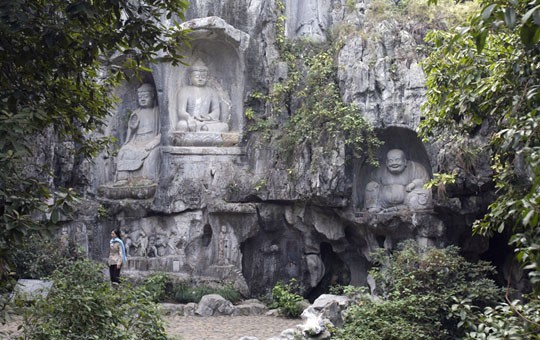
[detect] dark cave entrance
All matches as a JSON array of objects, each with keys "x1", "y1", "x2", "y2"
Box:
[{"x1": 306, "y1": 242, "x2": 351, "y2": 302}]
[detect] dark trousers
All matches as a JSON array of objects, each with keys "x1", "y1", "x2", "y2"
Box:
[{"x1": 109, "y1": 265, "x2": 121, "y2": 283}]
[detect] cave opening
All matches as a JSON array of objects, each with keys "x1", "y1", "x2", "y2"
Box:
[
  {"x1": 202, "y1": 224, "x2": 212, "y2": 247},
  {"x1": 306, "y1": 242, "x2": 351, "y2": 302}
]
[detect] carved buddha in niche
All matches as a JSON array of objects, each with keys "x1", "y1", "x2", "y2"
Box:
[
  {"x1": 175, "y1": 60, "x2": 229, "y2": 133},
  {"x1": 364, "y1": 149, "x2": 431, "y2": 212},
  {"x1": 114, "y1": 83, "x2": 160, "y2": 186}
]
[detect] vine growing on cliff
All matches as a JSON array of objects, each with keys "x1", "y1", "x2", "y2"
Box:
[{"x1": 247, "y1": 0, "x2": 381, "y2": 165}]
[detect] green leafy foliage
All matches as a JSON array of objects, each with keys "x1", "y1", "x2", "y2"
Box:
[
  {"x1": 246, "y1": 0, "x2": 381, "y2": 165},
  {"x1": 143, "y1": 272, "x2": 171, "y2": 303},
  {"x1": 172, "y1": 282, "x2": 242, "y2": 304},
  {"x1": 278, "y1": 43, "x2": 382, "y2": 164},
  {"x1": 140, "y1": 274, "x2": 242, "y2": 304},
  {"x1": 370, "y1": 241, "x2": 500, "y2": 305},
  {"x1": 0, "y1": 3, "x2": 191, "y2": 328},
  {"x1": 8, "y1": 232, "x2": 83, "y2": 279},
  {"x1": 21, "y1": 258, "x2": 167, "y2": 340},
  {"x1": 333, "y1": 294, "x2": 441, "y2": 340},
  {"x1": 420, "y1": 0, "x2": 540, "y2": 292},
  {"x1": 364, "y1": 0, "x2": 478, "y2": 30},
  {"x1": 450, "y1": 295, "x2": 540, "y2": 339},
  {"x1": 333, "y1": 241, "x2": 501, "y2": 339},
  {"x1": 0, "y1": 0, "x2": 189, "y2": 291},
  {"x1": 270, "y1": 278, "x2": 304, "y2": 318}
]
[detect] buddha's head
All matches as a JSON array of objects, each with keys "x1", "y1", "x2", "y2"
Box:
[
  {"x1": 385, "y1": 149, "x2": 407, "y2": 174},
  {"x1": 189, "y1": 59, "x2": 209, "y2": 87},
  {"x1": 137, "y1": 83, "x2": 155, "y2": 108}
]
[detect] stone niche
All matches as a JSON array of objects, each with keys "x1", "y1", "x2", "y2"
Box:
[
  {"x1": 97, "y1": 75, "x2": 162, "y2": 200},
  {"x1": 345, "y1": 126, "x2": 445, "y2": 272},
  {"x1": 354, "y1": 126, "x2": 433, "y2": 214},
  {"x1": 164, "y1": 16, "x2": 249, "y2": 147}
]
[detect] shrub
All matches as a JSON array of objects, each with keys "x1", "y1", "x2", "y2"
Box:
[
  {"x1": 143, "y1": 272, "x2": 171, "y2": 302},
  {"x1": 333, "y1": 241, "x2": 502, "y2": 339},
  {"x1": 21, "y1": 258, "x2": 167, "y2": 340},
  {"x1": 215, "y1": 284, "x2": 242, "y2": 303},
  {"x1": 450, "y1": 295, "x2": 540, "y2": 339},
  {"x1": 370, "y1": 241, "x2": 501, "y2": 307},
  {"x1": 171, "y1": 282, "x2": 241, "y2": 304},
  {"x1": 270, "y1": 278, "x2": 303, "y2": 318},
  {"x1": 8, "y1": 232, "x2": 82, "y2": 279},
  {"x1": 333, "y1": 294, "x2": 439, "y2": 340},
  {"x1": 173, "y1": 283, "x2": 212, "y2": 303}
]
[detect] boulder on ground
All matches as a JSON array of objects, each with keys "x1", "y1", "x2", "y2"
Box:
[{"x1": 195, "y1": 294, "x2": 235, "y2": 316}]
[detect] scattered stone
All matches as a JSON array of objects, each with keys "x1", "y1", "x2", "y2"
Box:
[
  {"x1": 265, "y1": 309, "x2": 281, "y2": 317},
  {"x1": 311, "y1": 294, "x2": 351, "y2": 327},
  {"x1": 11, "y1": 279, "x2": 53, "y2": 301},
  {"x1": 184, "y1": 302, "x2": 197, "y2": 316},
  {"x1": 299, "y1": 307, "x2": 326, "y2": 337},
  {"x1": 233, "y1": 300, "x2": 267, "y2": 316}
]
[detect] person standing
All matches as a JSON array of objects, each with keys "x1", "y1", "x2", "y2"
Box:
[{"x1": 109, "y1": 229, "x2": 127, "y2": 285}]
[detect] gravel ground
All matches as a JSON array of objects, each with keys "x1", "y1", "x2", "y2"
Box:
[
  {"x1": 1, "y1": 314, "x2": 301, "y2": 340},
  {"x1": 165, "y1": 315, "x2": 301, "y2": 340}
]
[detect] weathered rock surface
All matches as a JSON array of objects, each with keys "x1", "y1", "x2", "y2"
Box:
[
  {"x1": 311, "y1": 294, "x2": 350, "y2": 327},
  {"x1": 195, "y1": 294, "x2": 235, "y2": 316},
  {"x1": 55, "y1": 0, "x2": 509, "y2": 300}
]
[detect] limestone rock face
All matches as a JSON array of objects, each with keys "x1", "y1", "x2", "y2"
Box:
[
  {"x1": 56, "y1": 0, "x2": 507, "y2": 299},
  {"x1": 338, "y1": 21, "x2": 426, "y2": 130}
]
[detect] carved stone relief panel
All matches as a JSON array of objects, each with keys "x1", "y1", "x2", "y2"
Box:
[{"x1": 122, "y1": 212, "x2": 204, "y2": 272}]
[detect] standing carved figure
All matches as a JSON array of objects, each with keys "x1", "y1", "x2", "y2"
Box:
[
  {"x1": 175, "y1": 60, "x2": 229, "y2": 133},
  {"x1": 364, "y1": 149, "x2": 431, "y2": 212},
  {"x1": 217, "y1": 225, "x2": 230, "y2": 265},
  {"x1": 115, "y1": 83, "x2": 160, "y2": 186}
]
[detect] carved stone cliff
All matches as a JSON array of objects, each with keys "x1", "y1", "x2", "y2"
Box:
[{"x1": 58, "y1": 0, "x2": 511, "y2": 298}]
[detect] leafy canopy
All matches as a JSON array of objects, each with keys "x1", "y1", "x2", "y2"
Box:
[
  {"x1": 0, "y1": 0, "x2": 188, "y2": 280},
  {"x1": 420, "y1": 0, "x2": 540, "y2": 292}
]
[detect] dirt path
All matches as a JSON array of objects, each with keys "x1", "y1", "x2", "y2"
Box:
[
  {"x1": 165, "y1": 315, "x2": 300, "y2": 340},
  {"x1": 1, "y1": 314, "x2": 301, "y2": 340}
]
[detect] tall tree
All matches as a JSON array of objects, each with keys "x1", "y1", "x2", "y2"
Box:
[
  {"x1": 0, "y1": 0, "x2": 189, "y2": 282},
  {"x1": 421, "y1": 0, "x2": 540, "y2": 292}
]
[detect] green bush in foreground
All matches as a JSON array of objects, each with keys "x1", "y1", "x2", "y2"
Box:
[
  {"x1": 8, "y1": 232, "x2": 83, "y2": 280},
  {"x1": 333, "y1": 241, "x2": 501, "y2": 340},
  {"x1": 143, "y1": 272, "x2": 171, "y2": 303},
  {"x1": 451, "y1": 295, "x2": 540, "y2": 339},
  {"x1": 270, "y1": 278, "x2": 304, "y2": 318},
  {"x1": 21, "y1": 259, "x2": 167, "y2": 340}
]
